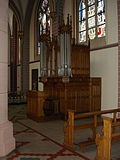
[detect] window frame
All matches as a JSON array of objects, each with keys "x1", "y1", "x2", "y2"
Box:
[{"x1": 78, "y1": 0, "x2": 106, "y2": 44}]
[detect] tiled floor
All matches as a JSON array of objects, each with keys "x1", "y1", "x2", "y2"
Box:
[
  {"x1": 1, "y1": 104, "x2": 120, "y2": 160},
  {"x1": 4, "y1": 104, "x2": 90, "y2": 160}
]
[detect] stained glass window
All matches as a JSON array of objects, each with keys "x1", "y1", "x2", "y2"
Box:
[
  {"x1": 88, "y1": 0, "x2": 95, "y2": 6},
  {"x1": 79, "y1": 0, "x2": 105, "y2": 42},
  {"x1": 88, "y1": 17, "x2": 95, "y2": 28},
  {"x1": 88, "y1": 28, "x2": 96, "y2": 39},
  {"x1": 79, "y1": 31, "x2": 86, "y2": 42},
  {"x1": 88, "y1": 5, "x2": 95, "y2": 17},
  {"x1": 79, "y1": 0, "x2": 86, "y2": 42},
  {"x1": 37, "y1": 0, "x2": 50, "y2": 54},
  {"x1": 98, "y1": 24, "x2": 105, "y2": 37}
]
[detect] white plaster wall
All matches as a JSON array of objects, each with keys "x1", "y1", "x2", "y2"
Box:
[
  {"x1": 106, "y1": 0, "x2": 118, "y2": 44},
  {"x1": 90, "y1": 47, "x2": 118, "y2": 110},
  {"x1": 90, "y1": 0, "x2": 118, "y2": 111},
  {"x1": 29, "y1": 62, "x2": 40, "y2": 90}
]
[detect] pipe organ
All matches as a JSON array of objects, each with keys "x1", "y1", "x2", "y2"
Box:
[{"x1": 27, "y1": 15, "x2": 101, "y2": 120}]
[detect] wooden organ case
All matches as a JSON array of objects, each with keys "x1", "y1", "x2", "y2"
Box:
[
  {"x1": 43, "y1": 46, "x2": 101, "y2": 114},
  {"x1": 27, "y1": 15, "x2": 101, "y2": 120}
]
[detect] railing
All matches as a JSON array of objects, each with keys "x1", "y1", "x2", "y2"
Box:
[{"x1": 8, "y1": 91, "x2": 26, "y2": 104}]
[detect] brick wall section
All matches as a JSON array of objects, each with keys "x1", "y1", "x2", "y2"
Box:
[
  {"x1": 118, "y1": 0, "x2": 120, "y2": 108},
  {"x1": 22, "y1": 0, "x2": 35, "y2": 94}
]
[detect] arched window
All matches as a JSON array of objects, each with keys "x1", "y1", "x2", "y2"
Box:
[
  {"x1": 79, "y1": 0, "x2": 105, "y2": 43},
  {"x1": 37, "y1": 0, "x2": 50, "y2": 54}
]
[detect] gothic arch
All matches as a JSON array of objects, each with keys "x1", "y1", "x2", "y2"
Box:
[
  {"x1": 9, "y1": 0, "x2": 23, "y2": 31},
  {"x1": 22, "y1": 0, "x2": 36, "y2": 93}
]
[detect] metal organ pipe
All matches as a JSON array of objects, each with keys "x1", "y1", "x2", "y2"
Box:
[
  {"x1": 59, "y1": 14, "x2": 72, "y2": 77},
  {"x1": 40, "y1": 41, "x2": 47, "y2": 77},
  {"x1": 40, "y1": 41, "x2": 43, "y2": 77}
]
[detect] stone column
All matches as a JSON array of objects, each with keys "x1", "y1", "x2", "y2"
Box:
[{"x1": 0, "y1": 0, "x2": 15, "y2": 157}]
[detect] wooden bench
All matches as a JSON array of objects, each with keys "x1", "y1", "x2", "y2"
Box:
[
  {"x1": 96, "y1": 116, "x2": 120, "y2": 160},
  {"x1": 64, "y1": 108, "x2": 120, "y2": 150}
]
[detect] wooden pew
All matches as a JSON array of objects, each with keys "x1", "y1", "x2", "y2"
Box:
[
  {"x1": 64, "y1": 108, "x2": 120, "y2": 150},
  {"x1": 96, "y1": 116, "x2": 120, "y2": 160}
]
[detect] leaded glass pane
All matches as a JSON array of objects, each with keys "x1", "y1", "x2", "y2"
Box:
[
  {"x1": 88, "y1": 16, "x2": 95, "y2": 28},
  {"x1": 39, "y1": 25, "x2": 42, "y2": 35},
  {"x1": 79, "y1": 0, "x2": 106, "y2": 43},
  {"x1": 38, "y1": 13, "x2": 42, "y2": 21},
  {"x1": 42, "y1": 14, "x2": 47, "y2": 32},
  {"x1": 37, "y1": 0, "x2": 50, "y2": 54},
  {"x1": 88, "y1": 5, "x2": 95, "y2": 17},
  {"x1": 79, "y1": 31, "x2": 86, "y2": 42},
  {"x1": 98, "y1": 24, "x2": 105, "y2": 37},
  {"x1": 38, "y1": 42, "x2": 40, "y2": 54},
  {"x1": 79, "y1": 0, "x2": 86, "y2": 10},
  {"x1": 48, "y1": 19, "x2": 50, "y2": 27},
  {"x1": 39, "y1": 0, "x2": 50, "y2": 34},
  {"x1": 41, "y1": 0, "x2": 49, "y2": 11},
  {"x1": 47, "y1": 7, "x2": 50, "y2": 15},
  {"x1": 79, "y1": 9, "x2": 86, "y2": 21},
  {"x1": 79, "y1": 21, "x2": 86, "y2": 31},
  {"x1": 88, "y1": 28, "x2": 96, "y2": 39},
  {"x1": 97, "y1": 0, "x2": 105, "y2": 14},
  {"x1": 88, "y1": 0, "x2": 95, "y2": 6},
  {"x1": 97, "y1": 12, "x2": 105, "y2": 25}
]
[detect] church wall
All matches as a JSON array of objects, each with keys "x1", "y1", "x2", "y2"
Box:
[
  {"x1": 90, "y1": 0, "x2": 118, "y2": 110},
  {"x1": 29, "y1": 0, "x2": 37, "y2": 63},
  {"x1": 118, "y1": 0, "x2": 120, "y2": 108},
  {"x1": 29, "y1": 1, "x2": 40, "y2": 90},
  {"x1": 91, "y1": 47, "x2": 118, "y2": 110},
  {"x1": 106, "y1": 0, "x2": 118, "y2": 45},
  {"x1": 29, "y1": 12, "x2": 35, "y2": 63}
]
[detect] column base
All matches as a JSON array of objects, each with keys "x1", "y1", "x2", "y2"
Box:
[{"x1": 0, "y1": 121, "x2": 15, "y2": 157}]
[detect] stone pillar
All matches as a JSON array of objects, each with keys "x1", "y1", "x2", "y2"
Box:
[{"x1": 0, "y1": 0, "x2": 15, "y2": 157}]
